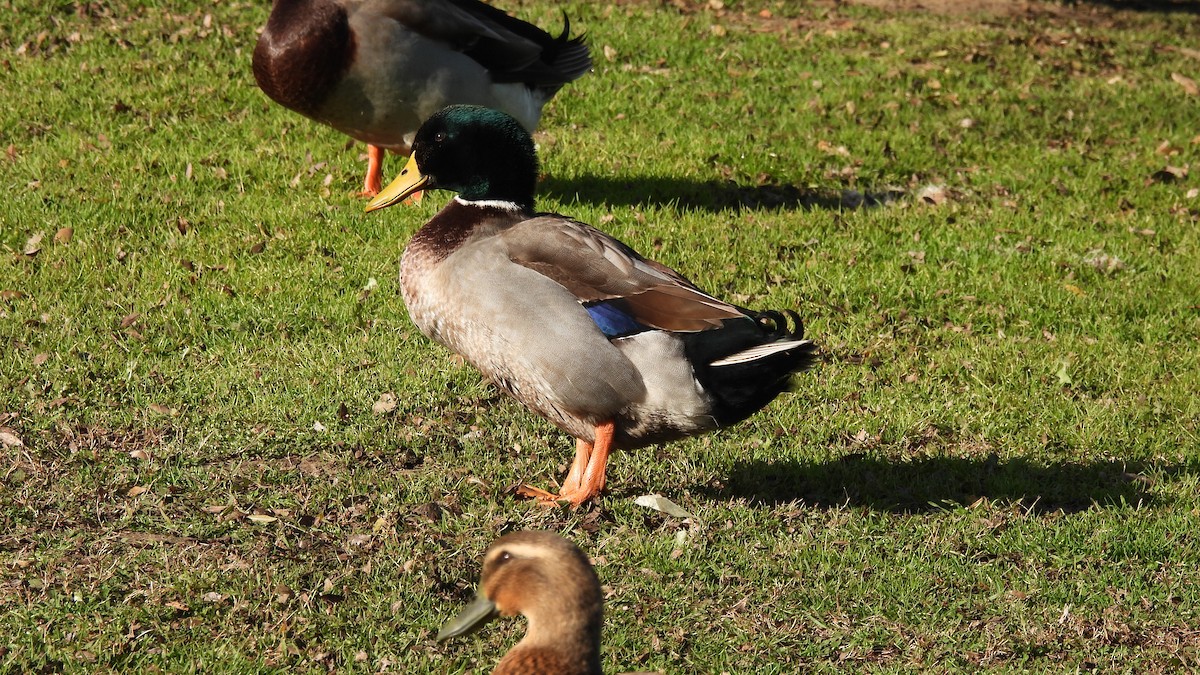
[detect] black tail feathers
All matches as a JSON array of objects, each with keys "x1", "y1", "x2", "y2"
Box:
[
  {"x1": 751, "y1": 309, "x2": 805, "y2": 341},
  {"x1": 683, "y1": 309, "x2": 818, "y2": 428}
]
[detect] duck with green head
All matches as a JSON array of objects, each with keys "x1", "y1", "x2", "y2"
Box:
[
  {"x1": 366, "y1": 105, "x2": 817, "y2": 506},
  {"x1": 252, "y1": 0, "x2": 591, "y2": 197}
]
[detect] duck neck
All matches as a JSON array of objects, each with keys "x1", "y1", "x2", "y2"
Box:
[
  {"x1": 519, "y1": 602, "x2": 603, "y2": 673},
  {"x1": 452, "y1": 195, "x2": 529, "y2": 213},
  {"x1": 516, "y1": 576, "x2": 604, "y2": 667},
  {"x1": 456, "y1": 175, "x2": 536, "y2": 213}
]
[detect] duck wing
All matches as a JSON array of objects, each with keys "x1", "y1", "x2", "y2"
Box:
[
  {"x1": 500, "y1": 216, "x2": 745, "y2": 335},
  {"x1": 377, "y1": 0, "x2": 591, "y2": 86}
]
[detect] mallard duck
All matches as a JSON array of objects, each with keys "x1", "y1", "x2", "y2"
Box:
[
  {"x1": 252, "y1": 0, "x2": 591, "y2": 196},
  {"x1": 438, "y1": 530, "x2": 603, "y2": 675},
  {"x1": 365, "y1": 105, "x2": 817, "y2": 506}
]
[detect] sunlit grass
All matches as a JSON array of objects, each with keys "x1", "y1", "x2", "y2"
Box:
[{"x1": 2, "y1": 0, "x2": 1199, "y2": 672}]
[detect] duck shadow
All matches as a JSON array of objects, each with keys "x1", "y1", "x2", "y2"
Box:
[
  {"x1": 698, "y1": 454, "x2": 1192, "y2": 514},
  {"x1": 1069, "y1": 0, "x2": 1200, "y2": 13},
  {"x1": 539, "y1": 174, "x2": 904, "y2": 213}
]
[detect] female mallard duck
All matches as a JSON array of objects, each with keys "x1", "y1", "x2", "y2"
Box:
[
  {"x1": 252, "y1": 0, "x2": 591, "y2": 196},
  {"x1": 438, "y1": 531, "x2": 603, "y2": 675},
  {"x1": 365, "y1": 105, "x2": 817, "y2": 506}
]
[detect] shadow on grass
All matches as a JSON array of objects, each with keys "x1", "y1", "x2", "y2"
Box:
[
  {"x1": 539, "y1": 174, "x2": 903, "y2": 213},
  {"x1": 701, "y1": 454, "x2": 1185, "y2": 513},
  {"x1": 1071, "y1": 0, "x2": 1200, "y2": 13}
]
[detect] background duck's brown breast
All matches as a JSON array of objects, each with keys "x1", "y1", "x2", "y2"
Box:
[{"x1": 253, "y1": 0, "x2": 356, "y2": 118}]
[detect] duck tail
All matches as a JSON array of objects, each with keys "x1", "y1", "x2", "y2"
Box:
[
  {"x1": 683, "y1": 309, "x2": 818, "y2": 427},
  {"x1": 544, "y1": 13, "x2": 593, "y2": 88}
]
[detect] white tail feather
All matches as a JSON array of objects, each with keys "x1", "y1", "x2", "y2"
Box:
[{"x1": 709, "y1": 340, "x2": 811, "y2": 367}]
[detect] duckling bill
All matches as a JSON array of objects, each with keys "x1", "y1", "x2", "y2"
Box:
[
  {"x1": 366, "y1": 105, "x2": 817, "y2": 506},
  {"x1": 252, "y1": 0, "x2": 591, "y2": 196},
  {"x1": 440, "y1": 531, "x2": 603, "y2": 675}
]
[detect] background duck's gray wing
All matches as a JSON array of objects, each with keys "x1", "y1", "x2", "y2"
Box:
[
  {"x1": 377, "y1": 0, "x2": 586, "y2": 84},
  {"x1": 500, "y1": 216, "x2": 745, "y2": 332}
]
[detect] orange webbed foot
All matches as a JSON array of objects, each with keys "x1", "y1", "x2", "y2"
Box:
[{"x1": 514, "y1": 422, "x2": 615, "y2": 508}]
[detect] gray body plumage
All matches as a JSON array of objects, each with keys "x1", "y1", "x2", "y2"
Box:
[{"x1": 401, "y1": 202, "x2": 723, "y2": 448}]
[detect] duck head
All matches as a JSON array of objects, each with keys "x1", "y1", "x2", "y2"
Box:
[
  {"x1": 365, "y1": 105, "x2": 540, "y2": 213},
  {"x1": 437, "y1": 530, "x2": 603, "y2": 668}
]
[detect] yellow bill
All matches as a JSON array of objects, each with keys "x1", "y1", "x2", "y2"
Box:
[{"x1": 364, "y1": 154, "x2": 428, "y2": 212}]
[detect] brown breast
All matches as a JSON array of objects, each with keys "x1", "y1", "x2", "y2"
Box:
[{"x1": 252, "y1": 0, "x2": 356, "y2": 117}]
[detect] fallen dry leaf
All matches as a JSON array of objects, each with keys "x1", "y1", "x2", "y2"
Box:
[
  {"x1": 247, "y1": 514, "x2": 278, "y2": 524},
  {"x1": 148, "y1": 403, "x2": 173, "y2": 416},
  {"x1": 127, "y1": 486, "x2": 150, "y2": 497},
  {"x1": 1083, "y1": 249, "x2": 1126, "y2": 275},
  {"x1": 1172, "y1": 72, "x2": 1199, "y2": 96},
  {"x1": 1151, "y1": 165, "x2": 1187, "y2": 183},
  {"x1": 917, "y1": 184, "x2": 948, "y2": 205},
  {"x1": 0, "y1": 428, "x2": 24, "y2": 448},
  {"x1": 816, "y1": 140, "x2": 851, "y2": 157},
  {"x1": 23, "y1": 232, "x2": 43, "y2": 256},
  {"x1": 32, "y1": 353, "x2": 49, "y2": 366},
  {"x1": 372, "y1": 392, "x2": 398, "y2": 415},
  {"x1": 54, "y1": 227, "x2": 73, "y2": 244},
  {"x1": 634, "y1": 494, "x2": 696, "y2": 519}
]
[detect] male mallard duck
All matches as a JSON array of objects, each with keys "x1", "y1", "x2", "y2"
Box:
[
  {"x1": 438, "y1": 530, "x2": 602, "y2": 675},
  {"x1": 365, "y1": 105, "x2": 817, "y2": 506},
  {"x1": 252, "y1": 0, "x2": 591, "y2": 196}
]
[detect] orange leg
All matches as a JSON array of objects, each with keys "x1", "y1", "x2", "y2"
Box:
[
  {"x1": 516, "y1": 421, "x2": 615, "y2": 508},
  {"x1": 561, "y1": 438, "x2": 593, "y2": 493},
  {"x1": 573, "y1": 421, "x2": 614, "y2": 501},
  {"x1": 360, "y1": 144, "x2": 386, "y2": 197}
]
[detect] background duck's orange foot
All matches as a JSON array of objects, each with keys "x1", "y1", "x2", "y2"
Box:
[
  {"x1": 514, "y1": 421, "x2": 614, "y2": 508},
  {"x1": 515, "y1": 483, "x2": 560, "y2": 501}
]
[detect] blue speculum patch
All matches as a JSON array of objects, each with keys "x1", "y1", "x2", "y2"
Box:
[{"x1": 584, "y1": 300, "x2": 649, "y2": 338}]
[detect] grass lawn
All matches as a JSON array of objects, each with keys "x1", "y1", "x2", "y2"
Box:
[{"x1": 3, "y1": 0, "x2": 1200, "y2": 671}]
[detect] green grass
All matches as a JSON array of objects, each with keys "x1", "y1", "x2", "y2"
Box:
[{"x1": 3, "y1": 0, "x2": 1200, "y2": 671}]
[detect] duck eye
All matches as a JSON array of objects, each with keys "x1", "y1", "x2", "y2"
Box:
[
  {"x1": 496, "y1": 551, "x2": 513, "y2": 564},
  {"x1": 433, "y1": 131, "x2": 447, "y2": 144}
]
